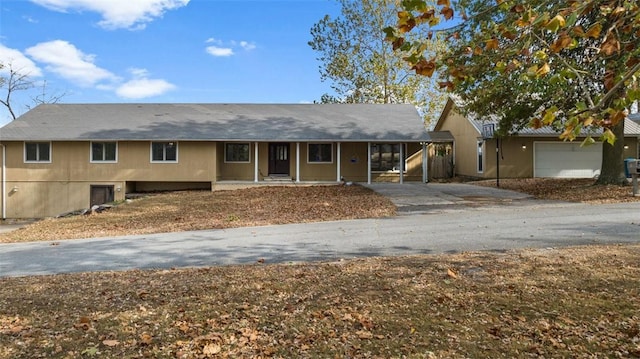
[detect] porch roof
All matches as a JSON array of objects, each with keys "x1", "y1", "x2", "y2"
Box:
[{"x1": 0, "y1": 103, "x2": 431, "y2": 142}]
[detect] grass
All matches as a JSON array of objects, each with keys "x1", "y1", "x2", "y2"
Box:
[
  {"x1": 1, "y1": 244, "x2": 639, "y2": 358},
  {"x1": 1, "y1": 179, "x2": 640, "y2": 357},
  {"x1": 0, "y1": 185, "x2": 396, "y2": 243}
]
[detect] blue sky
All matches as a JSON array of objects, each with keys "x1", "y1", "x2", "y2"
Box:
[{"x1": 0, "y1": 0, "x2": 341, "y2": 125}]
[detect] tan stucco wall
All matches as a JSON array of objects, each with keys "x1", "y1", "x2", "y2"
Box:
[
  {"x1": 436, "y1": 109, "x2": 485, "y2": 178},
  {"x1": 0, "y1": 140, "x2": 427, "y2": 218},
  {"x1": 1, "y1": 141, "x2": 218, "y2": 218}
]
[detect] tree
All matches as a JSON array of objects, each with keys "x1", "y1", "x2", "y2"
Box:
[
  {"x1": 309, "y1": 0, "x2": 448, "y2": 123},
  {"x1": 384, "y1": 0, "x2": 640, "y2": 184},
  {"x1": 0, "y1": 62, "x2": 35, "y2": 121},
  {"x1": 0, "y1": 62, "x2": 66, "y2": 121}
]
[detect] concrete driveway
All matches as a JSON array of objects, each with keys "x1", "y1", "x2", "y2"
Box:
[
  {"x1": 1, "y1": 183, "x2": 639, "y2": 277},
  {"x1": 363, "y1": 182, "x2": 534, "y2": 214}
]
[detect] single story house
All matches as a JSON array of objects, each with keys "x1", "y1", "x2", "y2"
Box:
[
  {"x1": 0, "y1": 103, "x2": 440, "y2": 219},
  {"x1": 435, "y1": 98, "x2": 640, "y2": 179}
]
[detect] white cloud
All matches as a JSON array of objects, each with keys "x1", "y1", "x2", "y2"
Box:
[
  {"x1": 205, "y1": 38, "x2": 256, "y2": 58},
  {"x1": 206, "y1": 46, "x2": 234, "y2": 57},
  {"x1": 115, "y1": 68, "x2": 175, "y2": 99},
  {"x1": 239, "y1": 41, "x2": 256, "y2": 51},
  {"x1": 30, "y1": 0, "x2": 190, "y2": 30},
  {"x1": 25, "y1": 40, "x2": 117, "y2": 87},
  {"x1": 0, "y1": 44, "x2": 43, "y2": 77}
]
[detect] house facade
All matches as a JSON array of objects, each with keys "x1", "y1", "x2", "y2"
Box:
[
  {"x1": 435, "y1": 98, "x2": 640, "y2": 179},
  {"x1": 0, "y1": 103, "x2": 431, "y2": 218}
]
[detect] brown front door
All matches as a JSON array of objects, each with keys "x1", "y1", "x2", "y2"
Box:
[
  {"x1": 268, "y1": 143, "x2": 290, "y2": 175},
  {"x1": 90, "y1": 185, "x2": 114, "y2": 207}
]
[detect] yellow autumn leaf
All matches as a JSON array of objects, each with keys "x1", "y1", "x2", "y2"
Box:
[
  {"x1": 485, "y1": 37, "x2": 499, "y2": 50},
  {"x1": 536, "y1": 63, "x2": 551, "y2": 77},
  {"x1": 585, "y1": 23, "x2": 602, "y2": 38}
]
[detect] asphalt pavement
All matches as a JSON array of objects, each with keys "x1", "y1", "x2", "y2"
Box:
[{"x1": 1, "y1": 183, "x2": 639, "y2": 277}]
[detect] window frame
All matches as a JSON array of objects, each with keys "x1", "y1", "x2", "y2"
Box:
[
  {"x1": 24, "y1": 142, "x2": 52, "y2": 163},
  {"x1": 370, "y1": 143, "x2": 407, "y2": 172},
  {"x1": 90, "y1": 141, "x2": 118, "y2": 163},
  {"x1": 224, "y1": 142, "x2": 251, "y2": 163},
  {"x1": 307, "y1": 143, "x2": 333, "y2": 164},
  {"x1": 477, "y1": 140, "x2": 484, "y2": 173},
  {"x1": 150, "y1": 141, "x2": 178, "y2": 163}
]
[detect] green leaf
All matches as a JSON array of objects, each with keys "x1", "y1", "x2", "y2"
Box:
[
  {"x1": 82, "y1": 347, "x2": 99, "y2": 357},
  {"x1": 580, "y1": 136, "x2": 596, "y2": 147},
  {"x1": 602, "y1": 128, "x2": 616, "y2": 145}
]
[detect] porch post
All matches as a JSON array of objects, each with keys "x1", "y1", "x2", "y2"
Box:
[
  {"x1": 296, "y1": 142, "x2": 300, "y2": 183},
  {"x1": 336, "y1": 142, "x2": 342, "y2": 182},
  {"x1": 399, "y1": 143, "x2": 404, "y2": 184},
  {"x1": 422, "y1": 142, "x2": 428, "y2": 183},
  {"x1": 367, "y1": 142, "x2": 372, "y2": 184},
  {"x1": 254, "y1": 142, "x2": 259, "y2": 183}
]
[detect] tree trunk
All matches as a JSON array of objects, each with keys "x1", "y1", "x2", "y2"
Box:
[{"x1": 596, "y1": 119, "x2": 627, "y2": 185}]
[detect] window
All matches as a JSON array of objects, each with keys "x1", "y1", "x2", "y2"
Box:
[
  {"x1": 91, "y1": 142, "x2": 117, "y2": 162},
  {"x1": 225, "y1": 143, "x2": 250, "y2": 162},
  {"x1": 151, "y1": 142, "x2": 178, "y2": 162},
  {"x1": 25, "y1": 142, "x2": 51, "y2": 162},
  {"x1": 308, "y1": 143, "x2": 332, "y2": 163},
  {"x1": 477, "y1": 141, "x2": 484, "y2": 173},
  {"x1": 370, "y1": 143, "x2": 406, "y2": 171}
]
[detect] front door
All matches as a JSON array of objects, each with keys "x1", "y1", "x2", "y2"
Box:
[
  {"x1": 90, "y1": 185, "x2": 114, "y2": 207},
  {"x1": 268, "y1": 143, "x2": 290, "y2": 175}
]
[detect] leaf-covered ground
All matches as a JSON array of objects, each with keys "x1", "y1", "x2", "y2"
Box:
[
  {"x1": 3, "y1": 178, "x2": 639, "y2": 244},
  {"x1": 0, "y1": 185, "x2": 396, "y2": 243},
  {"x1": 473, "y1": 178, "x2": 640, "y2": 204},
  {"x1": 1, "y1": 244, "x2": 639, "y2": 358}
]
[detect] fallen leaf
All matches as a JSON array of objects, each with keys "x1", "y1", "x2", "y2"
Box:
[
  {"x1": 447, "y1": 268, "x2": 458, "y2": 279},
  {"x1": 102, "y1": 339, "x2": 119, "y2": 347}
]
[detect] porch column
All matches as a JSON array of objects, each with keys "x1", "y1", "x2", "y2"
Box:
[
  {"x1": 254, "y1": 142, "x2": 259, "y2": 183},
  {"x1": 399, "y1": 143, "x2": 404, "y2": 184},
  {"x1": 422, "y1": 142, "x2": 428, "y2": 183},
  {"x1": 336, "y1": 142, "x2": 342, "y2": 182},
  {"x1": 296, "y1": 142, "x2": 300, "y2": 183},
  {"x1": 367, "y1": 142, "x2": 372, "y2": 184}
]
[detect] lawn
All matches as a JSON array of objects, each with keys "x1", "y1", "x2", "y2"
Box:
[
  {"x1": 1, "y1": 179, "x2": 639, "y2": 358},
  {"x1": 0, "y1": 185, "x2": 396, "y2": 243},
  {"x1": 1, "y1": 244, "x2": 639, "y2": 358}
]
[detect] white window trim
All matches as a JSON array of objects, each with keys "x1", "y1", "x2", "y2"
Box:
[
  {"x1": 24, "y1": 141, "x2": 52, "y2": 163},
  {"x1": 477, "y1": 140, "x2": 484, "y2": 173},
  {"x1": 90, "y1": 141, "x2": 118, "y2": 163},
  {"x1": 307, "y1": 142, "x2": 333, "y2": 164},
  {"x1": 224, "y1": 142, "x2": 251, "y2": 163},
  {"x1": 150, "y1": 141, "x2": 179, "y2": 163},
  {"x1": 370, "y1": 143, "x2": 407, "y2": 173}
]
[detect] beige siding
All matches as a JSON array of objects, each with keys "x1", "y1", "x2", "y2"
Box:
[
  {"x1": 0, "y1": 140, "x2": 427, "y2": 218},
  {"x1": 1, "y1": 141, "x2": 217, "y2": 218},
  {"x1": 436, "y1": 109, "x2": 486, "y2": 178}
]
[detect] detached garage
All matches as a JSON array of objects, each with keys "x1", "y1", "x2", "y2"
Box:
[
  {"x1": 534, "y1": 142, "x2": 602, "y2": 178},
  {"x1": 434, "y1": 97, "x2": 640, "y2": 179}
]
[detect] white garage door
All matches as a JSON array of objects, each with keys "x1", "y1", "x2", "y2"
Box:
[{"x1": 534, "y1": 142, "x2": 602, "y2": 178}]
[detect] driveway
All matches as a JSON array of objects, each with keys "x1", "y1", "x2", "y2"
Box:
[
  {"x1": 1, "y1": 183, "x2": 639, "y2": 277},
  {"x1": 363, "y1": 182, "x2": 534, "y2": 213}
]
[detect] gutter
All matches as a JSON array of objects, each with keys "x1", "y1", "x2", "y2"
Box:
[{"x1": 1, "y1": 143, "x2": 5, "y2": 219}]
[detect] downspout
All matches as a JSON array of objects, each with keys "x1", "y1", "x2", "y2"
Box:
[{"x1": 1, "y1": 143, "x2": 5, "y2": 219}]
